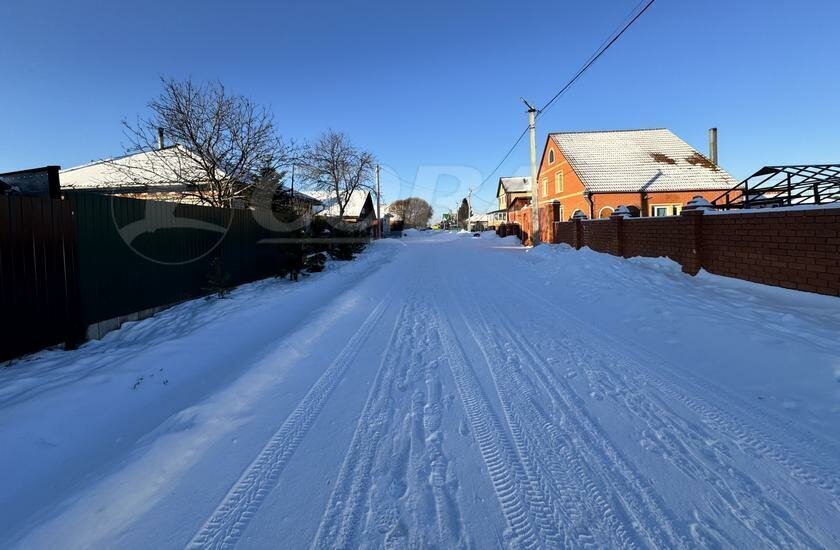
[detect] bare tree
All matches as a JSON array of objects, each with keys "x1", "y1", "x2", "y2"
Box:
[
  {"x1": 389, "y1": 197, "x2": 434, "y2": 228},
  {"x1": 301, "y1": 131, "x2": 375, "y2": 218},
  {"x1": 120, "y1": 77, "x2": 287, "y2": 207}
]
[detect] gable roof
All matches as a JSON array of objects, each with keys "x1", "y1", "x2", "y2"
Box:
[
  {"x1": 497, "y1": 176, "x2": 532, "y2": 196},
  {"x1": 309, "y1": 189, "x2": 373, "y2": 218},
  {"x1": 549, "y1": 129, "x2": 738, "y2": 193},
  {"x1": 60, "y1": 145, "x2": 210, "y2": 191}
]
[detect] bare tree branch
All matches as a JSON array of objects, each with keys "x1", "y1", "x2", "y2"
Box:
[
  {"x1": 299, "y1": 130, "x2": 375, "y2": 218},
  {"x1": 117, "y1": 77, "x2": 286, "y2": 207}
]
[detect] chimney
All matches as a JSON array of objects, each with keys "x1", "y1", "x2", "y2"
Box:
[
  {"x1": 708, "y1": 127, "x2": 718, "y2": 165},
  {"x1": 157, "y1": 127, "x2": 165, "y2": 150}
]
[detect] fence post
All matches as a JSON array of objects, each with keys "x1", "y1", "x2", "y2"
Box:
[
  {"x1": 610, "y1": 205, "x2": 632, "y2": 257},
  {"x1": 681, "y1": 209, "x2": 704, "y2": 274},
  {"x1": 615, "y1": 216, "x2": 624, "y2": 257}
]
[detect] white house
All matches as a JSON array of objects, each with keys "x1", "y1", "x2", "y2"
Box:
[
  {"x1": 309, "y1": 189, "x2": 376, "y2": 223},
  {"x1": 60, "y1": 145, "x2": 213, "y2": 204}
]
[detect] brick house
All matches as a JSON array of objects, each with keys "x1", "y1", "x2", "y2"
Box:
[
  {"x1": 531, "y1": 128, "x2": 738, "y2": 242},
  {"x1": 491, "y1": 176, "x2": 532, "y2": 229}
]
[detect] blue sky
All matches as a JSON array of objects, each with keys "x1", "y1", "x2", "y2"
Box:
[{"x1": 2, "y1": 0, "x2": 839, "y2": 216}]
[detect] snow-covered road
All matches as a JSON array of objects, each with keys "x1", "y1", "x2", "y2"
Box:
[{"x1": 2, "y1": 231, "x2": 840, "y2": 549}]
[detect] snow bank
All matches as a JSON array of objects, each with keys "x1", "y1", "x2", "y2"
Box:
[{"x1": 498, "y1": 235, "x2": 521, "y2": 245}]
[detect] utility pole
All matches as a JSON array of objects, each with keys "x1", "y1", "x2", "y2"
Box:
[
  {"x1": 522, "y1": 98, "x2": 540, "y2": 245},
  {"x1": 467, "y1": 187, "x2": 473, "y2": 231},
  {"x1": 374, "y1": 164, "x2": 381, "y2": 239}
]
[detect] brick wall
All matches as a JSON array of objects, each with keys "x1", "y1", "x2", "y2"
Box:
[
  {"x1": 581, "y1": 220, "x2": 621, "y2": 256},
  {"x1": 549, "y1": 207, "x2": 840, "y2": 297},
  {"x1": 553, "y1": 221, "x2": 576, "y2": 247},
  {"x1": 701, "y1": 209, "x2": 840, "y2": 295},
  {"x1": 622, "y1": 216, "x2": 695, "y2": 268}
]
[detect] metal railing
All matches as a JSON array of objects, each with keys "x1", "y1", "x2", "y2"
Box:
[{"x1": 712, "y1": 164, "x2": 840, "y2": 209}]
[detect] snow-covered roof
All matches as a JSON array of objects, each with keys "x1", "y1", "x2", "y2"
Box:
[
  {"x1": 467, "y1": 212, "x2": 491, "y2": 222},
  {"x1": 498, "y1": 176, "x2": 532, "y2": 194},
  {"x1": 309, "y1": 189, "x2": 372, "y2": 218},
  {"x1": 550, "y1": 129, "x2": 738, "y2": 193},
  {"x1": 60, "y1": 145, "x2": 210, "y2": 190}
]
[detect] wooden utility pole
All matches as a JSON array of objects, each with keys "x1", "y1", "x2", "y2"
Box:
[{"x1": 522, "y1": 98, "x2": 540, "y2": 245}]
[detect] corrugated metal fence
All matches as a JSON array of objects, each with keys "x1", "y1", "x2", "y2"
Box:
[
  {"x1": 1, "y1": 192, "x2": 340, "y2": 362},
  {"x1": 0, "y1": 196, "x2": 81, "y2": 361}
]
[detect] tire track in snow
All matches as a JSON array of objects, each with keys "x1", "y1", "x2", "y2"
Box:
[
  {"x1": 187, "y1": 291, "x2": 396, "y2": 549},
  {"x1": 494, "y1": 269, "x2": 840, "y2": 547},
  {"x1": 431, "y1": 303, "x2": 553, "y2": 549},
  {"x1": 451, "y1": 275, "x2": 685, "y2": 549},
  {"x1": 311, "y1": 292, "x2": 417, "y2": 549},
  {"x1": 502, "y1": 272, "x2": 840, "y2": 511},
  {"x1": 366, "y1": 307, "x2": 468, "y2": 549},
  {"x1": 555, "y1": 336, "x2": 828, "y2": 548}
]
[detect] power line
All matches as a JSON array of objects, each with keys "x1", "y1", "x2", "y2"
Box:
[
  {"x1": 538, "y1": 0, "x2": 656, "y2": 117},
  {"x1": 382, "y1": 0, "x2": 656, "y2": 212},
  {"x1": 470, "y1": 0, "x2": 657, "y2": 206},
  {"x1": 475, "y1": 126, "x2": 530, "y2": 190}
]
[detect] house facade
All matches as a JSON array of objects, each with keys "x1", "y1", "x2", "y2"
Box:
[
  {"x1": 310, "y1": 189, "x2": 376, "y2": 224},
  {"x1": 531, "y1": 128, "x2": 739, "y2": 242},
  {"x1": 491, "y1": 176, "x2": 532, "y2": 228}
]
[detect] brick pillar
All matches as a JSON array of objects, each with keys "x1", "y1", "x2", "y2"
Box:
[
  {"x1": 610, "y1": 214, "x2": 625, "y2": 257},
  {"x1": 681, "y1": 209, "x2": 704, "y2": 274}
]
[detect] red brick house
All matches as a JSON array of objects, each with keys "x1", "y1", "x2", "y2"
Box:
[{"x1": 530, "y1": 128, "x2": 738, "y2": 242}]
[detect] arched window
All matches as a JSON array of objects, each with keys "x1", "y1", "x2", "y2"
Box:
[
  {"x1": 548, "y1": 149, "x2": 555, "y2": 164},
  {"x1": 571, "y1": 209, "x2": 584, "y2": 220},
  {"x1": 598, "y1": 206, "x2": 614, "y2": 219}
]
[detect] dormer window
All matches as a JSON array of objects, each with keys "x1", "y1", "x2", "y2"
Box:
[{"x1": 548, "y1": 149, "x2": 555, "y2": 164}]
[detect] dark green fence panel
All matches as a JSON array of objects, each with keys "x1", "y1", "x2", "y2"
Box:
[{"x1": 65, "y1": 192, "x2": 300, "y2": 326}]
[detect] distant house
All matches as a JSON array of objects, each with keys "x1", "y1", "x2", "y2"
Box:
[
  {"x1": 467, "y1": 212, "x2": 492, "y2": 231},
  {"x1": 491, "y1": 176, "x2": 532, "y2": 228},
  {"x1": 310, "y1": 189, "x2": 376, "y2": 223},
  {"x1": 533, "y1": 128, "x2": 738, "y2": 240}
]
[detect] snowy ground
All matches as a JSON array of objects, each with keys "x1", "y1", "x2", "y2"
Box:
[{"x1": 1, "y1": 230, "x2": 839, "y2": 549}]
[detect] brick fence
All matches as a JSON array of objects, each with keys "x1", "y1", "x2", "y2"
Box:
[{"x1": 551, "y1": 207, "x2": 840, "y2": 297}]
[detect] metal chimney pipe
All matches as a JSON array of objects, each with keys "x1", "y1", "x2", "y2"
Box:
[
  {"x1": 157, "y1": 127, "x2": 165, "y2": 150},
  {"x1": 708, "y1": 127, "x2": 718, "y2": 165}
]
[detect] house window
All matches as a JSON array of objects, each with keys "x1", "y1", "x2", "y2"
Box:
[
  {"x1": 598, "y1": 206, "x2": 614, "y2": 219},
  {"x1": 650, "y1": 204, "x2": 682, "y2": 217},
  {"x1": 541, "y1": 178, "x2": 548, "y2": 196},
  {"x1": 549, "y1": 149, "x2": 555, "y2": 164},
  {"x1": 554, "y1": 171, "x2": 564, "y2": 193}
]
